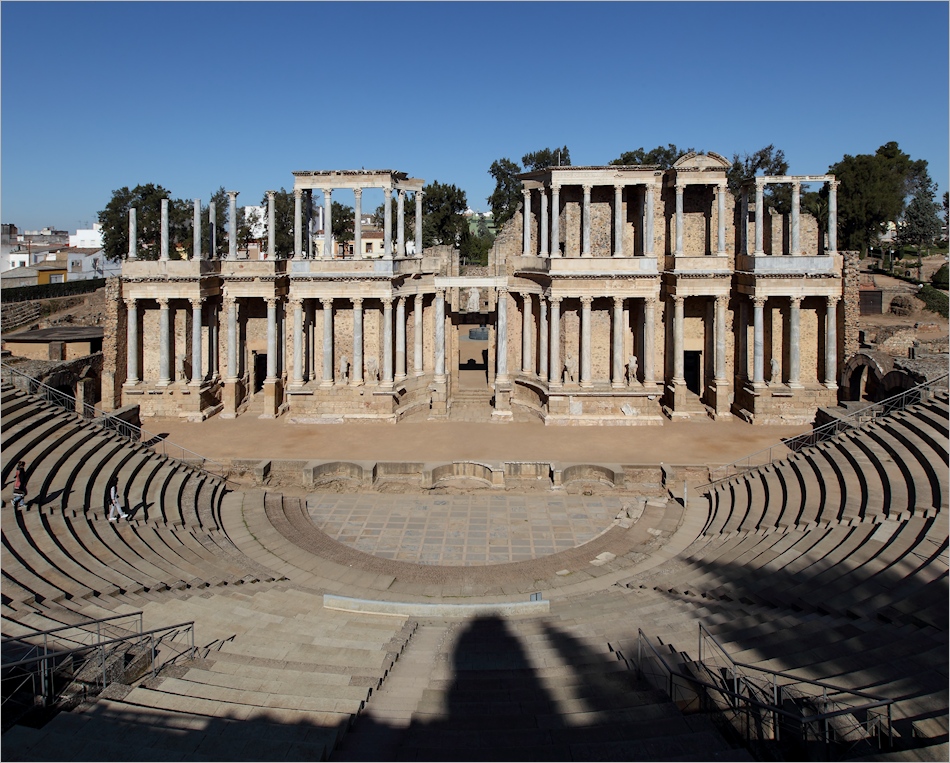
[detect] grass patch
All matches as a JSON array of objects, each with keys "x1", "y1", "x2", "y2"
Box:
[{"x1": 919, "y1": 284, "x2": 949, "y2": 318}]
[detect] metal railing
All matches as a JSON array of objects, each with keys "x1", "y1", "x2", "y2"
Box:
[{"x1": 1, "y1": 362, "x2": 232, "y2": 483}]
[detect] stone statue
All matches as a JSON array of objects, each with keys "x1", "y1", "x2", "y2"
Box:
[
  {"x1": 563, "y1": 354, "x2": 577, "y2": 384},
  {"x1": 466, "y1": 287, "x2": 480, "y2": 313},
  {"x1": 175, "y1": 354, "x2": 187, "y2": 381},
  {"x1": 626, "y1": 355, "x2": 638, "y2": 386},
  {"x1": 339, "y1": 355, "x2": 349, "y2": 384},
  {"x1": 366, "y1": 356, "x2": 379, "y2": 383},
  {"x1": 770, "y1": 357, "x2": 780, "y2": 385}
]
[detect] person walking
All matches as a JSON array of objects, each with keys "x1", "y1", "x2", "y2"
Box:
[
  {"x1": 107, "y1": 479, "x2": 129, "y2": 522},
  {"x1": 11, "y1": 461, "x2": 28, "y2": 510}
]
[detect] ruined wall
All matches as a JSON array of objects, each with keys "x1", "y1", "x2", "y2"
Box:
[{"x1": 101, "y1": 276, "x2": 124, "y2": 411}]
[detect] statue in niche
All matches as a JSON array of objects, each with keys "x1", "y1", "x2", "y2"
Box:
[
  {"x1": 769, "y1": 357, "x2": 781, "y2": 385},
  {"x1": 626, "y1": 355, "x2": 639, "y2": 386},
  {"x1": 563, "y1": 354, "x2": 577, "y2": 384},
  {"x1": 365, "y1": 356, "x2": 379, "y2": 383},
  {"x1": 175, "y1": 354, "x2": 187, "y2": 382},
  {"x1": 339, "y1": 355, "x2": 349, "y2": 384},
  {"x1": 466, "y1": 287, "x2": 480, "y2": 313}
]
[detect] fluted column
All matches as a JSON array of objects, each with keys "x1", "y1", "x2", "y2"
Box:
[
  {"x1": 496, "y1": 288, "x2": 509, "y2": 383},
  {"x1": 225, "y1": 297, "x2": 239, "y2": 381},
  {"x1": 382, "y1": 297, "x2": 394, "y2": 384},
  {"x1": 580, "y1": 296, "x2": 593, "y2": 387},
  {"x1": 613, "y1": 185, "x2": 624, "y2": 257},
  {"x1": 266, "y1": 190, "x2": 276, "y2": 259},
  {"x1": 383, "y1": 188, "x2": 393, "y2": 259},
  {"x1": 791, "y1": 181, "x2": 801, "y2": 255},
  {"x1": 643, "y1": 298, "x2": 656, "y2": 386},
  {"x1": 539, "y1": 188, "x2": 549, "y2": 256},
  {"x1": 128, "y1": 208, "x2": 137, "y2": 259},
  {"x1": 674, "y1": 184, "x2": 685, "y2": 256},
  {"x1": 825, "y1": 296, "x2": 839, "y2": 388},
  {"x1": 125, "y1": 299, "x2": 139, "y2": 383},
  {"x1": 321, "y1": 298, "x2": 334, "y2": 387},
  {"x1": 521, "y1": 293, "x2": 533, "y2": 374},
  {"x1": 716, "y1": 183, "x2": 727, "y2": 255},
  {"x1": 397, "y1": 189, "x2": 406, "y2": 257},
  {"x1": 193, "y1": 199, "x2": 202, "y2": 261},
  {"x1": 789, "y1": 296, "x2": 802, "y2": 387},
  {"x1": 522, "y1": 188, "x2": 532, "y2": 256},
  {"x1": 672, "y1": 295, "x2": 685, "y2": 385},
  {"x1": 265, "y1": 298, "x2": 278, "y2": 381},
  {"x1": 539, "y1": 298, "x2": 548, "y2": 380},
  {"x1": 190, "y1": 298, "x2": 203, "y2": 384},
  {"x1": 227, "y1": 191, "x2": 239, "y2": 260},
  {"x1": 714, "y1": 295, "x2": 728, "y2": 383},
  {"x1": 323, "y1": 189, "x2": 333, "y2": 258},
  {"x1": 293, "y1": 189, "x2": 303, "y2": 257},
  {"x1": 828, "y1": 180, "x2": 838, "y2": 253},
  {"x1": 353, "y1": 188, "x2": 362, "y2": 259},
  {"x1": 396, "y1": 296, "x2": 407, "y2": 380},
  {"x1": 352, "y1": 298, "x2": 363, "y2": 385},
  {"x1": 413, "y1": 294, "x2": 424, "y2": 376},
  {"x1": 645, "y1": 183, "x2": 655, "y2": 256},
  {"x1": 160, "y1": 199, "x2": 170, "y2": 261},
  {"x1": 414, "y1": 191, "x2": 424, "y2": 256},
  {"x1": 434, "y1": 289, "x2": 446, "y2": 382},
  {"x1": 754, "y1": 181, "x2": 765, "y2": 255},
  {"x1": 158, "y1": 298, "x2": 171, "y2": 383},
  {"x1": 581, "y1": 185, "x2": 592, "y2": 256},
  {"x1": 752, "y1": 296, "x2": 766, "y2": 386},
  {"x1": 548, "y1": 296, "x2": 561, "y2": 387},
  {"x1": 550, "y1": 185, "x2": 560, "y2": 257},
  {"x1": 291, "y1": 298, "x2": 304, "y2": 385},
  {"x1": 611, "y1": 296, "x2": 624, "y2": 387}
]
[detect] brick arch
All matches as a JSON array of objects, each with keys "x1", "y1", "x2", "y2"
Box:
[{"x1": 841, "y1": 351, "x2": 893, "y2": 402}]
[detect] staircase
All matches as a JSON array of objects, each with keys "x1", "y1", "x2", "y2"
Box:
[{"x1": 448, "y1": 389, "x2": 493, "y2": 422}]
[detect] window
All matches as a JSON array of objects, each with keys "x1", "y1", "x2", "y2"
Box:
[{"x1": 365, "y1": 243, "x2": 373, "y2": 253}]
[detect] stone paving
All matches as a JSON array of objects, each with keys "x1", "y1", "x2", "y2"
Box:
[{"x1": 308, "y1": 493, "x2": 624, "y2": 565}]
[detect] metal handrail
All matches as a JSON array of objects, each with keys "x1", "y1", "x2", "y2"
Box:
[{"x1": 1, "y1": 362, "x2": 233, "y2": 484}]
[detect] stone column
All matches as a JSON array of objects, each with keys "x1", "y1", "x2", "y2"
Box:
[
  {"x1": 225, "y1": 297, "x2": 239, "y2": 381},
  {"x1": 825, "y1": 296, "x2": 839, "y2": 388},
  {"x1": 128, "y1": 208, "x2": 137, "y2": 259},
  {"x1": 521, "y1": 293, "x2": 533, "y2": 374},
  {"x1": 193, "y1": 199, "x2": 202, "y2": 261},
  {"x1": 752, "y1": 296, "x2": 766, "y2": 386},
  {"x1": 674, "y1": 184, "x2": 685, "y2": 256},
  {"x1": 613, "y1": 185, "x2": 624, "y2": 257},
  {"x1": 160, "y1": 199, "x2": 170, "y2": 261},
  {"x1": 581, "y1": 185, "x2": 592, "y2": 256},
  {"x1": 353, "y1": 189, "x2": 362, "y2": 259},
  {"x1": 539, "y1": 298, "x2": 548, "y2": 380},
  {"x1": 227, "y1": 191, "x2": 239, "y2": 260},
  {"x1": 550, "y1": 185, "x2": 560, "y2": 257},
  {"x1": 549, "y1": 296, "x2": 561, "y2": 387},
  {"x1": 828, "y1": 180, "x2": 838, "y2": 253},
  {"x1": 434, "y1": 289, "x2": 446, "y2": 382},
  {"x1": 413, "y1": 294, "x2": 424, "y2": 376},
  {"x1": 291, "y1": 298, "x2": 304, "y2": 385},
  {"x1": 305, "y1": 190, "x2": 312, "y2": 257},
  {"x1": 397, "y1": 189, "x2": 406, "y2": 257},
  {"x1": 580, "y1": 296, "x2": 593, "y2": 387},
  {"x1": 352, "y1": 298, "x2": 363, "y2": 385},
  {"x1": 496, "y1": 288, "x2": 509, "y2": 383},
  {"x1": 740, "y1": 188, "x2": 748, "y2": 256},
  {"x1": 396, "y1": 296, "x2": 407, "y2": 380},
  {"x1": 522, "y1": 188, "x2": 532, "y2": 256},
  {"x1": 539, "y1": 188, "x2": 549, "y2": 256},
  {"x1": 158, "y1": 298, "x2": 171, "y2": 384},
  {"x1": 791, "y1": 181, "x2": 801, "y2": 255},
  {"x1": 383, "y1": 188, "x2": 393, "y2": 259},
  {"x1": 209, "y1": 303, "x2": 218, "y2": 378},
  {"x1": 643, "y1": 298, "x2": 656, "y2": 386},
  {"x1": 190, "y1": 298, "x2": 203, "y2": 384},
  {"x1": 414, "y1": 191, "x2": 424, "y2": 256},
  {"x1": 611, "y1": 296, "x2": 624, "y2": 387},
  {"x1": 672, "y1": 295, "x2": 685, "y2": 385},
  {"x1": 323, "y1": 189, "x2": 333, "y2": 258},
  {"x1": 382, "y1": 297, "x2": 394, "y2": 384},
  {"x1": 754, "y1": 181, "x2": 765, "y2": 255},
  {"x1": 321, "y1": 298, "x2": 334, "y2": 387},
  {"x1": 789, "y1": 296, "x2": 802, "y2": 387},
  {"x1": 265, "y1": 298, "x2": 278, "y2": 382},
  {"x1": 716, "y1": 183, "x2": 727, "y2": 255},
  {"x1": 645, "y1": 183, "x2": 655, "y2": 256},
  {"x1": 266, "y1": 191, "x2": 276, "y2": 259},
  {"x1": 714, "y1": 295, "x2": 728, "y2": 383},
  {"x1": 293, "y1": 189, "x2": 303, "y2": 257},
  {"x1": 125, "y1": 299, "x2": 139, "y2": 383}
]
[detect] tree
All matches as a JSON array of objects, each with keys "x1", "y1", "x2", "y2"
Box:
[
  {"x1": 421, "y1": 181, "x2": 467, "y2": 248},
  {"x1": 98, "y1": 183, "x2": 175, "y2": 261},
  {"x1": 487, "y1": 157, "x2": 522, "y2": 228},
  {"x1": 897, "y1": 175, "x2": 941, "y2": 254},
  {"x1": 932, "y1": 263, "x2": 949, "y2": 290},
  {"x1": 331, "y1": 201, "x2": 355, "y2": 250},
  {"x1": 207, "y1": 187, "x2": 230, "y2": 258},
  {"x1": 609, "y1": 144, "x2": 694, "y2": 169},
  {"x1": 259, "y1": 189, "x2": 295, "y2": 257},
  {"x1": 521, "y1": 146, "x2": 570, "y2": 171},
  {"x1": 726, "y1": 145, "x2": 791, "y2": 213}
]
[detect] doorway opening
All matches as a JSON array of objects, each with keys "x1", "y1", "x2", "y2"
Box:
[{"x1": 684, "y1": 351, "x2": 702, "y2": 395}]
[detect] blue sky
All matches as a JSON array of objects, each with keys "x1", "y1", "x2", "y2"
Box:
[{"x1": 2, "y1": 1, "x2": 948, "y2": 232}]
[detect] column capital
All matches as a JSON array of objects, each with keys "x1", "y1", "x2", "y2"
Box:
[
  {"x1": 549, "y1": 295, "x2": 562, "y2": 306},
  {"x1": 675, "y1": 182, "x2": 686, "y2": 191},
  {"x1": 550, "y1": 182, "x2": 561, "y2": 193},
  {"x1": 672, "y1": 294, "x2": 684, "y2": 305},
  {"x1": 321, "y1": 297, "x2": 334, "y2": 310},
  {"x1": 381, "y1": 296, "x2": 394, "y2": 307},
  {"x1": 829, "y1": 179, "x2": 840, "y2": 191},
  {"x1": 190, "y1": 297, "x2": 204, "y2": 310},
  {"x1": 789, "y1": 295, "x2": 803, "y2": 308},
  {"x1": 415, "y1": 190, "x2": 424, "y2": 200},
  {"x1": 714, "y1": 182, "x2": 727, "y2": 194},
  {"x1": 497, "y1": 286, "x2": 508, "y2": 295},
  {"x1": 614, "y1": 183, "x2": 624, "y2": 192},
  {"x1": 124, "y1": 297, "x2": 137, "y2": 308},
  {"x1": 294, "y1": 188, "x2": 302, "y2": 199},
  {"x1": 580, "y1": 295, "x2": 593, "y2": 307},
  {"x1": 435, "y1": 287, "x2": 446, "y2": 298},
  {"x1": 522, "y1": 187, "x2": 531, "y2": 198},
  {"x1": 226, "y1": 190, "x2": 240, "y2": 199},
  {"x1": 352, "y1": 296, "x2": 363, "y2": 308},
  {"x1": 288, "y1": 296, "x2": 303, "y2": 309},
  {"x1": 612, "y1": 295, "x2": 624, "y2": 309},
  {"x1": 397, "y1": 188, "x2": 406, "y2": 199},
  {"x1": 322, "y1": 188, "x2": 332, "y2": 198},
  {"x1": 752, "y1": 295, "x2": 767, "y2": 308},
  {"x1": 157, "y1": 297, "x2": 169, "y2": 308},
  {"x1": 266, "y1": 190, "x2": 276, "y2": 199},
  {"x1": 715, "y1": 294, "x2": 729, "y2": 307},
  {"x1": 353, "y1": 187, "x2": 362, "y2": 199},
  {"x1": 582, "y1": 184, "x2": 592, "y2": 194},
  {"x1": 223, "y1": 294, "x2": 236, "y2": 308},
  {"x1": 755, "y1": 177, "x2": 766, "y2": 187},
  {"x1": 265, "y1": 297, "x2": 278, "y2": 309},
  {"x1": 826, "y1": 295, "x2": 840, "y2": 306},
  {"x1": 383, "y1": 187, "x2": 392, "y2": 198},
  {"x1": 792, "y1": 180, "x2": 801, "y2": 191}
]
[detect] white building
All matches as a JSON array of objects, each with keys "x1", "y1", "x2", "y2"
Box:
[{"x1": 69, "y1": 223, "x2": 104, "y2": 249}]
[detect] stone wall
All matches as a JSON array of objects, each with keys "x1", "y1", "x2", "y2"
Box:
[
  {"x1": 101, "y1": 276, "x2": 124, "y2": 411},
  {"x1": 842, "y1": 251, "x2": 860, "y2": 362}
]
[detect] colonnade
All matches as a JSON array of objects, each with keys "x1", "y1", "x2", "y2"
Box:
[
  {"x1": 124, "y1": 297, "x2": 216, "y2": 386},
  {"x1": 741, "y1": 176, "x2": 839, "y2": 256}
]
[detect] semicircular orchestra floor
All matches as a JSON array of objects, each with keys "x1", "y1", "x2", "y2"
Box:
[{"x1": 307, "y1": 493, "x2": 629, "y2": 565}]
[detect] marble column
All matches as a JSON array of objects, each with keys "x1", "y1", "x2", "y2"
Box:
[
  {"x1": 539, "y1": 299, "x2": 548, "y2": 380},
  {"x1": 752, "y1": 296, "x2": 766, "y2": 386},
  {"x1": 825, "y1": 296, "x2": 839, "y2": 388},
  {"x1": 716, "y1": 183, "x2": 727, "y2": 255},
  {"x1": 580, "y1": 296, "x2": 593, "y2": 387},
  {"x1": 397, "y1": 189, "x2": 406, "y2": 257},
  {"x1": 828, "y1": 181, "x2": 838, "y2": 253},
  {"x1": 125, "y1": 299, "x2": 139, "y2": 383},
  {"x1": 521, "y1": 293, "x2": 533, "y2": 374},
  {"x1": 293, "y1": 189, "x2": 303, "y2": 257},
  {"x1": 193, "y1": 200, "x2": 202, "y2": 261},
  {"x1": 414, "y1": 191, "x2": 424, "y2": 256},
  {"x1": 791, "y1": 181, "x2": 801, "y2": 255},
  {"x1": 522, "y1": 188, "x2": 532, "y2": 256},
  {"x1": 672, "y1": 296, "x2": 685, "y2": 385},
  {"x1": 291, "y1": 298, "x2": 304, "y2": 385},
  {"x1": 643, "y1": 298, "x2": 656, "y2": 386},
  {"x1": 266, "y1": 191, "x2": 276, "y2": 259},
  {"x1": 209, "y1": 302, "x2": 219, "y2": 378},
  {"x1": 674, "y1": 184, "x2": 685, "y2": 256},
  {"x1": 496, "y1": 289, "x2": 509, "y2": 383},
  {"x1": 539, "y1": 188, "x2": 549, "y2": 256},
  {"x1": 550, "y1": 185, "x2": 560, "y2": 257},
  {"x1": 382, "y1": 297, "x2": 394, "y2": 384},
  {"x1": 789, "y1": 296, "x2": 802, "y2": 387},
  {"x1": 413, "y1": 293, "x2": 424, "y2": 376},
  {"x1": 190, "y1": 298, "x2": 203, "y2": 384},
  {"x1": 549, "y1": 296, "x2": 561, "y2": 387},
  {"x1": 395, "y1": 296, "x2": 407, "y2": 380},
  {"x1": 645, "y1": 183, "x2": 655, "y2": 256},
  {"x1": 739, "y1": 189, "x2": 748, "y2": 256},
  {"x1": 225, "y1": 297, "x2": 239, "y2": 381},
  {"x1": 266, "y1": 298, "x2": 278, "y2": 381},
  {"x1": 160, "y1": 199, "x2": 169, "y2": 261},
  {"x1": 128, "y1": 208, "x2": 137, "y2": 259},
  {"x1": 352, "y1": 298, "x2": 363, "y2": 385},
  {"x1": 383, "y1": 188, "x2": 393, "y2": 259},
  {"x1": 754, "y1": 181, "x2": 765, "y2": 255},
  {"x1": 305, "y1": 190, "x2": 312, "y2": 257},
  {"x1": 353, "y1": 189, "x2": 362, "y2": 259},
  {"x1": 581, "y1": 185, "x2": 592, "y2": 256},
  {"x1": 158, "y1": 298, "x2": 171, "y2": 383},
  {"x1": 323, "y1": 189, "x2": 333, "y2": 258},
  {"x1": 714, "y1": 295, "x2": 727, "y2": 383},
  {"x1": 434, "y1": 289, "x2": 446, "y2": 382},
  {"x1": 613, "y1": 185, "x2": 624, "y2": 257},
  {"x1": 611, "y1": 296, "x2": 624, "y2": 387},
  {"x1": 321, "y1": 298, "x2": 334, "y2": 386},
  {"x1": 209, "y1": 201, "x2": 217, "y2": 258},
  {"x1": 227, "y1": 191, "x2": 239, "y2": 261}
]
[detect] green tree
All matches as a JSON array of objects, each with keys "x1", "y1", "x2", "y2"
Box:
[
  {"x1": 897, "y1": 175, "x2": 942, "y2": 253},
  {"x1": 331, "y1": 201, "x2": 355, "y2": 250},
  {"x1": 98, "y1": 183, "x2": 175, "y2": 261},
  {"x1": 521, "y1": 146, "x2": 570, "y2": 171},
  {"x1": 259, "y1": 189, "x2": 295, "y2": 257},
  {"x1": 422, "y1": 181, "x2": 467, "y2": 248},
  {"x1": 487, "y1": 157, "x2": 522, "y2": 228},
  {"x1": 931, "y1": 263, "x2": 949, "y2": 289},
  {"x1": 609, "y1": 144, "x2": 694, "y2": 169},
  {"x1": 726, "y1": 145, "x2": 791, "y2": 213}
]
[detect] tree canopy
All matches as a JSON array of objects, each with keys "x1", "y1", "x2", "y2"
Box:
[
  {"x1": 521, "y1": 146, "x2": 570, "y2": 171},
  {"x1": 331, "y1": 200, "x2": 355, "y2": 245},
  {"x1": 726, "y1": 144, "x2": 791, "y2": 213},
  {"x1": 897, "y1": 174, "x2": 942, "y2": 252},
  {"x1": 422, "y1": 181, "x2": 467, "y2": 248},
  {"x1": 487, "y1": 146, "x2": 572, "y2": 228},
  {"x1": 609, "y1": 144, "x2": 694, "y2": 169},
  {"x1": 258, "y1": 188, "x2": 295, "y2": 257}
]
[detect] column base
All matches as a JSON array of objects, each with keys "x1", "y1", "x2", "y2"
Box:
[
  {"x1": 349, "y1": 379, "x2": 364, "y2": 387},
  {"x1": 824, "y1": 382, "x2": 838, "y2": 390}
]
